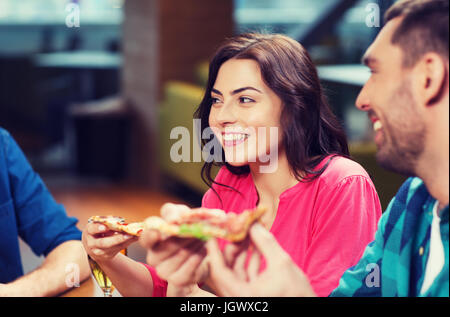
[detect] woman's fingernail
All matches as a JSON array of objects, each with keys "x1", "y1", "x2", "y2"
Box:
[
  {"x1": 93, "y1": 249, "x2": 102, "y2": 255},
  {"x1": 98, "y1": 225, "x2": 106, "y2": 232}
]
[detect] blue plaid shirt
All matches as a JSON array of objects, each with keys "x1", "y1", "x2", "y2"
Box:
[
  {"x1": 0, "y1": 128, "x2": 81, "y2": 283},
  {"x1": 330, "y1": 177, "x2": 449, "y2": 297}
]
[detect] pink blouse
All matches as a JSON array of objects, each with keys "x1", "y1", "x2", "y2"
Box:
[{"x1": 146, "y1": 155, "x2": 382, "y2": 297}]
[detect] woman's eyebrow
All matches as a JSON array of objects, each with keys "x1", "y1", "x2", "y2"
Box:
[
  {"x1": 211, "y1": 88, "x2": 222, "y2": 96},
  {"x1": 211, "y1": 87, "x2": 262, "y2": 96},
  {"x1": 231, "y1": 87, "x2": 262, "y2": 95}
]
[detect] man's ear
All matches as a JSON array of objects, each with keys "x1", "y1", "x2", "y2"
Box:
[{"x1": 415, "y1": 52, "x2": 448, "y2": 106}]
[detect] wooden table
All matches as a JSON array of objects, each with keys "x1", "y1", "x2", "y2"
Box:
[
  {"x1": 61, "y1": 277, "x2": 96, "y2": 297},
  {"x1": 47, "y1": 183, "x2": 185, "y2": 297}
]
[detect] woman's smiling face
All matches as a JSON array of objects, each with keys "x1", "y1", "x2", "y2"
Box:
[{"x1": 208, "y1": 58, "x2": 283, "y2": 169}]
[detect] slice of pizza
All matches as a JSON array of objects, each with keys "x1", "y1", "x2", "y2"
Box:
[
  {"x1": 144, "y1": 206, "x2": 267, "y2": 242},
  {"x1": 88, "y1": 215, "x2": 145, "y2": 237}
]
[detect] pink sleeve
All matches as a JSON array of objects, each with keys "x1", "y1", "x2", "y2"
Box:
[
  {"x1": 142, "y1": 263, "x2": 168, "y2": 297},
  {"x1": 201, "y1": 188, "x2": 221, "y2": 208},
  {"x1": 304, "y1": 176, "x2": 382, "y2": 297}
]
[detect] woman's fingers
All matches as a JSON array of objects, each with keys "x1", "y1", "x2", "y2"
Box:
[
  {"x1": 139, "y1": 228, "x2": 161, "y2": 250},
  {"x1": 154, "y1": 240, "x2": 200, "y2": 276},
  {"x1": 85, "y1": 222, "x2": 110, "y2": 237},
  {"x1": 90, "y1": 232, "x2": 133, "y2": 249},
  {"x1": 82, "y1": 222, "x2": 137, "y2": 262},
  {"x1": 160, "y1": 242, "x2": 207, "y2": 286},
  {"x1": 144, "y1": 236, "x2": 196, "y2": 266},
  {"x1": 160, "y1": 203, "x2": 191, "y2": 222}
]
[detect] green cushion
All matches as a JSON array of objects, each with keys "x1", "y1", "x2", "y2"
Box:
[{"x1": 158, "y1": 81, "x2": 218, "y2": 194}]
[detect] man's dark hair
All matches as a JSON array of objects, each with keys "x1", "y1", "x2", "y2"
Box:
[{"x1": 385, "y1": 0, "x2": 449, "y2": 67}]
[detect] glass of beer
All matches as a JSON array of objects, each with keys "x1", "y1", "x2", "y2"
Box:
[{"x1": 88, "y1": 248, "x2": 127, "y2": 297}]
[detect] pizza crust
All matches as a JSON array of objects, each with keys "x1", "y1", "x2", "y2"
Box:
[{"x1": 88, "y1": 215, "x2": 145, "y2": 236}]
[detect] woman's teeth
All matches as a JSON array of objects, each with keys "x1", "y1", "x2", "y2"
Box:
[{"x1": 223, "y1": 134, "x2": 248, "y2": 141}]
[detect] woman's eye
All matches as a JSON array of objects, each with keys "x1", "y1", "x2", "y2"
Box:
[
  {"x1": 239, "y1": 97, "x2": 254, "y2": 104},
  {"x1": 211, "y1": 97, "x2": 222, "y2": 106}
]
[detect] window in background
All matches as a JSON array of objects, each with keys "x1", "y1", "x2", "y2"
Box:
[
  {"x1": 0, "y1": 0, "x2": 123, "y2": 160},
  {"x1": 234, "y1": 0, "x2": 396, "y2": 142},
  {"x1": 234, "y1": 0, "x2": 394, "y2": 64},
  {"x1": 234, "y1": 0, "x2": 331, "y2": 35},
  {"x1": 0, "y1": 0, "x2": 123, "y2": 25}
]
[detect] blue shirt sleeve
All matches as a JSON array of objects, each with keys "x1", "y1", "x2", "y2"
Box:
[{"x1": 3, "y1": 129, "x2": 81, "y2": 256}]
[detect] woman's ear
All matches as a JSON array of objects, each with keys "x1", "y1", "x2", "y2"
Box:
[{"x1": 415, "y1": 52, "x2": 448, "y2": 106}]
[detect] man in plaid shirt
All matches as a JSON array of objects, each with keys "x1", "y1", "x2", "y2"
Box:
[{"x1": 206, "y1": 0, "x2": 449, "y2": 297}]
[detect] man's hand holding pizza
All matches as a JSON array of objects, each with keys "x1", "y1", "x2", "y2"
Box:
[{"x1": 206, "y1": 223, "x2": 317, "y2": 297}]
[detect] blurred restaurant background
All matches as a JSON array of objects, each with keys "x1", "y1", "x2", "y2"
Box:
[{"x1": 0, "y1": 0, "x2": 407, "y2": 280}]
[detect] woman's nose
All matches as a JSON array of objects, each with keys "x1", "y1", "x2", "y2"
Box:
[{"x1": 214, "y1": 104, "x2": 238, "y2": 126}]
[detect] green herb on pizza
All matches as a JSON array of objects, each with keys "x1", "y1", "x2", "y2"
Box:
[{"x1": 144, "y1": 206, "x2": 266, "y2": 242}]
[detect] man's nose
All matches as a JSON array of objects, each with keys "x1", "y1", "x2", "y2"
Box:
[{"x1": 355, "y1": 84, "x2": 371, "y2": 112}]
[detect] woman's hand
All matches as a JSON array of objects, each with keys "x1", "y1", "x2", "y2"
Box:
[
  {"x1": 82, "y1": 222, "x2": 138, "y2": 264},
  {"x1": 139, "y1": 203, "x2": 209, "y2": 287}
]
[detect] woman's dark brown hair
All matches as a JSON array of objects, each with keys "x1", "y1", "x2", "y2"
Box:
[{"x1": 194, "y1": 33, "x2": 350, "y2": 193}]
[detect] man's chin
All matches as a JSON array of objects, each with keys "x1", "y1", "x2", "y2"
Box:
[{"x1": 375, "y1": 148, "x2": 415, "y2": 177}]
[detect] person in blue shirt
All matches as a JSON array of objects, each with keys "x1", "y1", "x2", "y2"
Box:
[{"x1": 0, "y1": 127, "x2": 90, "y2": 296}]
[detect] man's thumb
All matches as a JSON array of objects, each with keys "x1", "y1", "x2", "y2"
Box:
[{"x1": 249, "y1": 223, "x2": 289, "y2": 264}]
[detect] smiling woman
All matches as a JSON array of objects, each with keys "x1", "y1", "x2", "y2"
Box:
[
  {"x1": 158, "y1": 33, "x2": 384, "y2": 297},
  {"x1": 209, "y1": 59, "x2": 281, "y2": 173},
  {"x1": 195, "y1": 33, "x2": 350, "y2": 191}
]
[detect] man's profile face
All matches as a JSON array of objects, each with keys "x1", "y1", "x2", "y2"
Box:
[{"x1": 356, "y1": 17, "x2": 426, "y2": 176}]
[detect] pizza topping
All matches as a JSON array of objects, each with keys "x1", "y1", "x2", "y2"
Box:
[
  {"x1": 174, "y1": 209, "x2": 227, "y2": 226},
  {"x1": 144, "y1": 206, "x2": 266, "y2": 242},
  {"x1": 226, "y1": 212, "x2": 249, "y2": 234},
  {"x1": 88, "y1": 215, "x2": 145, "y2": 237},
  {"x1": 179, "y1": 223, "x2": 208, "y2": 240},
  {"x1": 89, "y1": 206, "x2": 266, "y2": 242}
]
